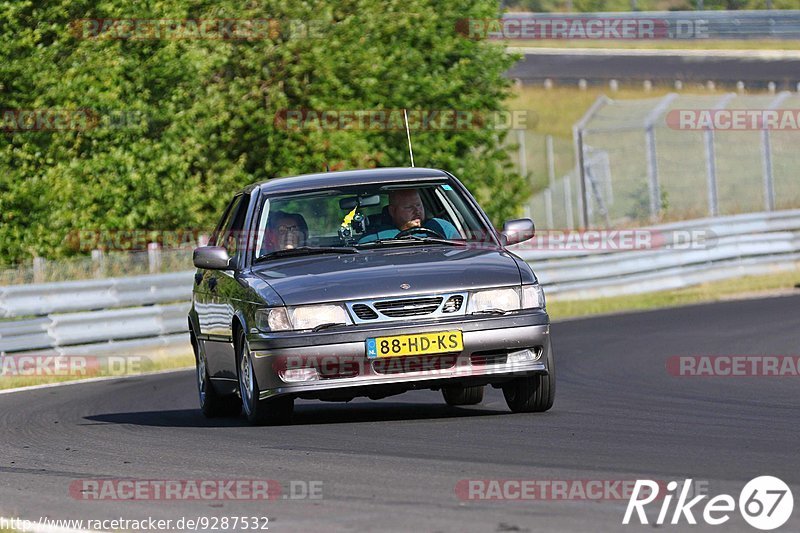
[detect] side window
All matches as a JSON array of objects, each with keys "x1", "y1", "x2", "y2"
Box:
[
  {"x1": 218, "y1": 196, "x2": 249, "y2": 259},
  {"x1": 210, "y1": 196, "x2": 240, "y2": 247},
  {"x1": 209, "y1": 194, "x2": 249, "y2": 262}
]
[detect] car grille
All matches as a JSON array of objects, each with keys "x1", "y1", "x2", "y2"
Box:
[
  {"x1": 346, "y1": 292, "x2": 468, "y2": 324},
  {"x1": 352, "y1": 304, "x2": 378, "y2": 320},
  {"x1": 374, "y1": 297, "x2": 443, "y2": 317}
]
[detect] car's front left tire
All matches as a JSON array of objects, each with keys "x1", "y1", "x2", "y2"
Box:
[
  {"x1": 502, "y1": 346, "x2": 556, "y2": 413},
  {"x1": 236, "y1": 329, "x2": 294, "y2": 426}
]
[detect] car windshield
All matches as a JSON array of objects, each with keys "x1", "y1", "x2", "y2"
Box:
[{"x1": 252, "y1": 181, "x2": 495, "y2": 260}]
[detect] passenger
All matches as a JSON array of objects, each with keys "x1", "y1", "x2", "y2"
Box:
[{"x1": 263, "y1": 211, "x2": 308, "y2": 252}]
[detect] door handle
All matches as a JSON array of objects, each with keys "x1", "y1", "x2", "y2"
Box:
[{"x1": 208, "y1": 277, "x2": 218, "y2": 291}]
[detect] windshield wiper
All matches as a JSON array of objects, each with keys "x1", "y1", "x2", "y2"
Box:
[
  {"x1": 399, "y1": 235, "x2": 468, "y2": 246},
  {"x1": 356, "y1": 236, "x2": 467, "y2": 248},
  {"x1": 355, "y1": 238, "x2": 421, "y2": 249},
  {"x1": 254, "y1": 246, "x2": 358, "y2": 263}
]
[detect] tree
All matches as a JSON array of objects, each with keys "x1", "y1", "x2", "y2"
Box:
[{"x1": 0, "y1": 0, "x2": 525, "y2": 264}]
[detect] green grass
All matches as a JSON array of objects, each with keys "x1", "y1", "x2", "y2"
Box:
[
  {"x1": 0, "y1": 352, "x2": 195, "y2": 391},
  {"x1": 548, "y1": 270, "x2": 800, "y2": 319},
  {"x1": 504, "y1": 39, "x2": 800, "y2": 50},
  {"x1": 508, "y1": 85, "x2": 673, "y2": 137}
]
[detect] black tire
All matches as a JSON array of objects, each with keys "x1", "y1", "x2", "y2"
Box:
[
  {"x1": 193, "y1": 331, "x2": 242, "y2": 418},
  {"x1": 236, "y1": 329, "x2": 294, "y2": 426},
  {"x1": 502, "y1": 346, "x2": 556, "y2": 413},
  {"x1": 442, "y1": 385, "x2": 484, "y2": 406}
]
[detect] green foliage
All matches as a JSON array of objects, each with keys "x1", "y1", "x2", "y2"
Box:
[{"x1": 0, "y1": 0, "x2": 523, "y2": 264}]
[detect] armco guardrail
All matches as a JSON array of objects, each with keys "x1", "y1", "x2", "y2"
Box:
[
  {"x1": 1, "y1": 210, "x2": 798, "y2": 357},
  {"x1": 512, "y1": 210, "x2": 800, "y2": 300},
  {"x1": 0, "y1": 304, "x2": 190, "y2": 355},
  {"x1": 0, "y1": 271, "x2": 191, "y2": 318}
]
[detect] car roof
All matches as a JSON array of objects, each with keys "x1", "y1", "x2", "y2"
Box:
[{"x1": 252, "y1": 167, "x2": 452, "y2": 195}]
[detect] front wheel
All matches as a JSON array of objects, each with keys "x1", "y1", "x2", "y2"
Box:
[
  {"x1": 193, "y1": 333, "x2": 241, "y2": 418},
  {"x1": 237, "y1": 330, "x2": 294, "y2": 426},
  {"x1": 502, "y1": 346, "x2": 555, "y2": 413}
]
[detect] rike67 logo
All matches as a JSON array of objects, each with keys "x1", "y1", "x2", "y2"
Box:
[{"x1": 624, "y1": 476, "x2": 793, "y2": 530}]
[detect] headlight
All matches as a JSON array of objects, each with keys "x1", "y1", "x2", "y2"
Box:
[
  {"x1": 521, "y1": 284, "x2": 545, "y2": 310},
  {"x1": 255, "y1": 305, "x2": 352, "y2": 332},
  {"x1": 255, "y1": 307, "x2": 292, "y2": 332},
  {"x1": 466, "y1": 288, "x2": 520, "y2": 314},
  {"x1": 289, "y1": 304, "x2": 352, "y2": 330}
]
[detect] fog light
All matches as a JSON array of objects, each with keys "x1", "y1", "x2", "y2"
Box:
[
  {"x1": 279, "y1": 368, "x2": 319, "y2": 383},
  {"x1": 507, "y1": 348, "x2": 541, "y2": 364}
]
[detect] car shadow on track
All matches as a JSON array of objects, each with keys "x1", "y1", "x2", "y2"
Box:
[{"x1": 83, "y1": 402, "x2": 509, "y2": 428}]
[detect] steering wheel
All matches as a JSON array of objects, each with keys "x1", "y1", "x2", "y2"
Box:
[{"x1": 395, "y1": 226, "x2": 445, "y2": 239}]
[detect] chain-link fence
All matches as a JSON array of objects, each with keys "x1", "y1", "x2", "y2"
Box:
[{"x1": 524, "y1": 91, "x2": 800, "y2": 229}]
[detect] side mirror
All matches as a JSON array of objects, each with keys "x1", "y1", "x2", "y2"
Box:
[
  {"x1": 193, "y1": 246, "x2": 232, "y2": 270},
  {"x1": 500, "y1": 218, "x2": 535, "y2": 246}
]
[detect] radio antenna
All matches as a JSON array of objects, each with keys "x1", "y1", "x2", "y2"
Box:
[{"x1": 403, "y1": 109, "x2": 415, "y2": 167}]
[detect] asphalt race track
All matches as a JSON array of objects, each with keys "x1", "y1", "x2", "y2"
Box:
[
  {"x1": 508, "y1": 49, "x2": 800, "y2": 87},
  {"x1": 1, "y1": 295, "x2": 798, "y2": 532}
]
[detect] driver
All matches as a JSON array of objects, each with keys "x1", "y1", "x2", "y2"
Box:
[{"x1": 359, "y1": 189, "x2": 460, "y2": 243}]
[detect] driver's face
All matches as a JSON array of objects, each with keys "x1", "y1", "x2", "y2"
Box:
[
  {"x1": 388, "y1": 190, "x2": 425, "y2": 231},
  {"x1": 275, "y1": 217, "x2": 303, "y2": 250}
]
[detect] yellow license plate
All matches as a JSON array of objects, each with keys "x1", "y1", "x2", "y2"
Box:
[{"x1": 366, "y1": 331, "x2": 463, "y2": 359}]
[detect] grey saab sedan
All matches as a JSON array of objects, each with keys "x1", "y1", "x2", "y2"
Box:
[{"x1": 189, "y1": 167, "x2": 555, "y2": 425}]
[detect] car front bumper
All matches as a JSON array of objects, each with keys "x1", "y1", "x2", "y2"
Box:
[{"x1": 247, "y1": 311, "x2": 552, "y2": 401}]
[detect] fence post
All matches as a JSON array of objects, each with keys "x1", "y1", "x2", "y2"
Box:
[
  {"x1": 545, "y1": 135, "x2": 555, "y2": 228},
  {"x1": 704, "y1": 93, "x2": 736, "y2": 217},
  {"x1": 564, "y1": 175, "x2": 574, "y2": 230},
  {"x1": 761, "y1": 91, "x2": 791, "y2": 212},
  {"x1": 642, "y1": 93, "x2": 678, "y2": 222},
  {"x1": 517, "y1": 129, "x2": 527, "y2": 179},
  {"x1": 91, "y1": 249, "x2": 105, "y2": 278},
  {"x1": 33, "y1": 257, "x2": 46, "y2": 284},
  {"x1": 147, "y1": 242, "x2": 162, "y2": 274},
  {"x1": 572, "y1": 95, "x2": 611, "y2": 228},
  {"x1": 704, "y1": 129, "x2": 719, "y2": 217},
  {"x1": 644, "y1": 125, "x2": 661, "y2": 221}
]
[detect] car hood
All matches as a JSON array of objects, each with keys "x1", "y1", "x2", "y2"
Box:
[{"x1": 252, "y1": 246, "x2": 522, "y2": 306}]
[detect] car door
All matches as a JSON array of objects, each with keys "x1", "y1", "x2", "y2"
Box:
[{"x1": 198, "y1": 193, "x2": 250, "y2": 381}]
